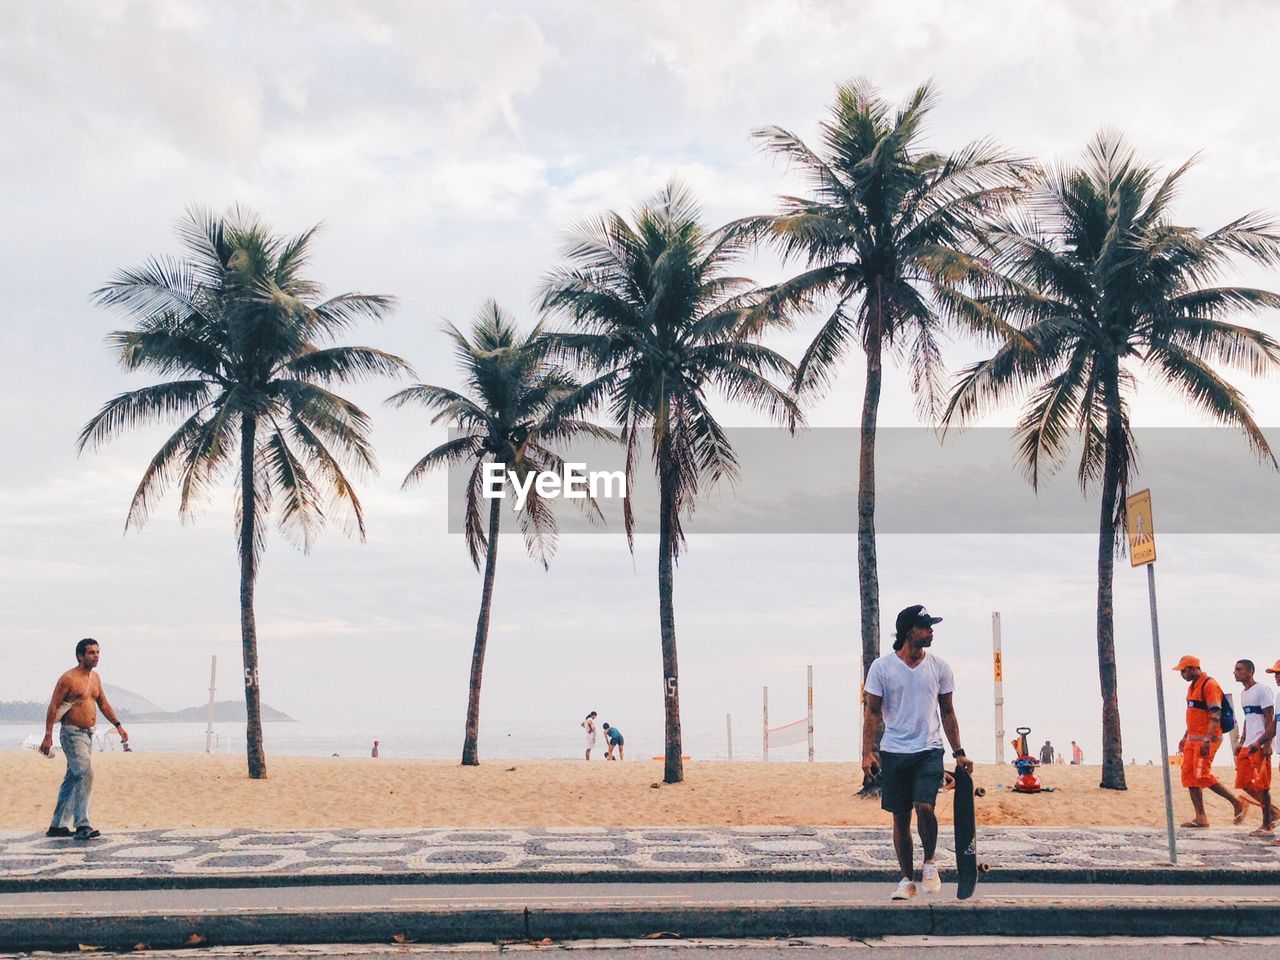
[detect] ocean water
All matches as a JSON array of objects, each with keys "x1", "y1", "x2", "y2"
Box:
[{"x1": 0, "y1": 721, "x2": 824, "y2": 762}]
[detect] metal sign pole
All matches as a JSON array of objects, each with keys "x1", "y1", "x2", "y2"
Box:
[
  {"x1": 1147, "y1": 562, "x2": 1176, "y2": 865},
  {"x1": 1130, "y1": 487, "x2": 1176, "y2": 866}
]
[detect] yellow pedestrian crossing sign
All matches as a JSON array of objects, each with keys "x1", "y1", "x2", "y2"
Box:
[{"x1": 1127, "y1": 488, "x2": 1156, "y2": 566}]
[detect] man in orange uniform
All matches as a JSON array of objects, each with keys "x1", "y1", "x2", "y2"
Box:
[
  {"x1": 1174, "y1": 655, "x2": 1245, "y2": 828},
  {"x1": 1233, "y1": 659, "x2": 1275, "y2": 837}
]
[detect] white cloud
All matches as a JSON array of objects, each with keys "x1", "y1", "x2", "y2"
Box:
[{"x1": 4, "y1": 2, "x2": 1280, "y2": 764}]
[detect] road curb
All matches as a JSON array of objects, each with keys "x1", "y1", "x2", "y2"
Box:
[
  {"x1": 2, "y1": 864, "x2": 1278, "y2": 894},
  {"x1": 1, "y1": 900, "x2": 1279, "y2": 953}
]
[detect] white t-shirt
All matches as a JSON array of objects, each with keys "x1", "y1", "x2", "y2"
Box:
[
  {"x1": 864, "y1": 651, "x2": 955, "y2": 753},
  {"x1": 1240, "y1": 683, "x2": 1275, "y2": 747}
]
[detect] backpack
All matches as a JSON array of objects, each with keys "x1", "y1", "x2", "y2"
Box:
[
  {"x1": 1220, "y1": 694, "x2": 1236, "y2": 735},
  {"x1": 1191, "y1": 676, "x2": 1235, "y2": 734}
]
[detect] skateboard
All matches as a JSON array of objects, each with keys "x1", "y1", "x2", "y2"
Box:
[{"x1": 952, "y1": 765, "x2": 979, "y2": 899}]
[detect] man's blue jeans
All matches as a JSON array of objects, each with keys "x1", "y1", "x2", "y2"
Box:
[{"x1": 51, "y1": 725, "x2": 94, "y2": 829}]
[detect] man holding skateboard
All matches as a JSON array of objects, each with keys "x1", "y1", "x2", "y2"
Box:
[{"x1": 863, "y1": 604, "x2": 972, "y2": 900}]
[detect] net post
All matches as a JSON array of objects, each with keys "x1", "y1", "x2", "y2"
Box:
[
  {"x1": 807, "y1": 664, "x2": 814, "y2": 763},
  {"x1": 762, "y1": 686, "x2": 769, "y2": 762}
]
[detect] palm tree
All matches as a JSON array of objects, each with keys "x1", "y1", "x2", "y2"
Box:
[
  {"x1": 541, "y1": 180, "x2": 800, "y2": 784},
  {"x1": 943, "y1": 132, "x2": 1280, "y2": 789},
  {"x1": 79, "y1": 206, "x2": 409, "y2": 779},
  {"x1": 739, "y1": 79, "x2": 1028, "y2": 791},
  {"x1": 388, "y1": 302, "x2": 609, "y2": 766}
]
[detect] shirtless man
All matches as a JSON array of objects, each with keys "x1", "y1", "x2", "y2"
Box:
[{"x1": 40, "y1": 639, "x2": 128, "y2": 839}]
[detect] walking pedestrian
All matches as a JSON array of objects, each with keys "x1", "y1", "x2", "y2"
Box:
[
  {"x1": 40, "y1": 639, "x2": 128, "y2": 840},
  {"x1": 1173, "y1": 655, "x2": 1245, "y2": 828},
  {"x1": 1233, "y1": 659, "x2": 1275, "y2": 836},
  {"x1": 862, "y1": 604, "x2": 971, "y2": 901}
]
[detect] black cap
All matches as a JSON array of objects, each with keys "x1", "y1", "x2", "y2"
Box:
[{"x1": 895, "y1": 604, "x2": 943, "y2": 635}]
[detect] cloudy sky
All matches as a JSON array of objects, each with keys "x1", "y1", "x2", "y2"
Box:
[{"x1": 3, "y1": 1, "x2": 1280, "y2": 765}]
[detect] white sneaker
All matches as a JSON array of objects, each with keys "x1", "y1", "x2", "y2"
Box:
[
  {"x1": 921, "y1": 862, "x2": 941, "y2": 893},
  {"x1": 891, "y1": 878, "x2": 917, "y2": 900}
]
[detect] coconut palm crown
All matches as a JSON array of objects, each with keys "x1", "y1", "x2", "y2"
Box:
[
  {"x1": 737, "y1": 78, "x2": 1030, "y2": 791},
  {"x1": 943, "y1": 132, "x2": 1280, "y2": 790},
  {"x1": 540, "y1": 180, "x2": 801, "y2": 783},
  {"x1": 79, "y1": 206, "x2": 410, "y2": 779}
]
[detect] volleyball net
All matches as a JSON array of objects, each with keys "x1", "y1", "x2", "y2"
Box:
[{"x1": 763, "y1": 665, "x2": 814, "y2": 761}]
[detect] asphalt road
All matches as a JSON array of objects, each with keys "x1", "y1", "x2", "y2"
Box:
[
  {"x1": 0, "y1": 880, "x2": 1265, "y2": 916},
  {"x1": 3, "y1": 937, "x2": 1278, "y2": 959}
]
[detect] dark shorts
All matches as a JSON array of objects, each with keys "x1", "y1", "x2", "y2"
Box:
[{"x1": 879, "y1": 748, "x2": 946, "y2": 814}]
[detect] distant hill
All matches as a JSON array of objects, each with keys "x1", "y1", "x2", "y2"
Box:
[
  {"x1": 127, "y1": 700, "x2": 295, "y2": 723},
  {"x1": 0, "y1": 702, "x2": 46, "y2": 723},
  {"x1": 0, "y1": 697, "x2": 294, "y2": 724},
  {"x1": 103, "y1": 684, "x2": 166, "y2": 715}
]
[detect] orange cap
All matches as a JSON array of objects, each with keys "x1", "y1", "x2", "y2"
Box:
[
  {"x1": 1171, "y1": 655, "x2": 1201, "y2": 672},
  {"x1": 1265, "y1": 660, "x2": 1280, "y2": 674}
]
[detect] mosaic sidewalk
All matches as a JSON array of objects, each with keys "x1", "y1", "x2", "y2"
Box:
[{"x1": 1, "y1": 826, "x2": 1277, "y2": 885}]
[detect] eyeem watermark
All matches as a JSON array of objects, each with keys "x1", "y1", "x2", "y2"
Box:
[{"x1": 483, "y1": 463, "x2": 627, "y2": 511}]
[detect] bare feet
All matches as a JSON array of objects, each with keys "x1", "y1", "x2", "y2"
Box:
[
  {"x1": 1233, "y1": 802, "x2": 1248, "y2": 825},
  {"x1": 1180, "y1": 819, "x2": 1210, "y2": 828},
  {"x1": 1249, "y1": 826, "x2": 1274, "y2": 838}
]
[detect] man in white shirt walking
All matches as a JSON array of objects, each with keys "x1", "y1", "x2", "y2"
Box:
[
  {"x1": 862, "y1": 604, "x2": 972, "y2": 901},
  {"x1": 1234, "y1": 659, "x2": 1276, "y2": 836}
]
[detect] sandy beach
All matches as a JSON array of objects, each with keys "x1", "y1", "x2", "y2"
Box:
[{"x1": 2, "y1": 754, "x2": 1259, "y2": 831}]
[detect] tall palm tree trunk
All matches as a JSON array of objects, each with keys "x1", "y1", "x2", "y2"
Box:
[
  {"x1": 462, "y1": 496, "x2": 502, "y2": 766},
  {"x1": 658, "y1": 465, "x2": 683, "y2": 784},
  {"x1": 1096, "y1": 390, "x2": 1127, "y2": 790},
  {"x1": 857, "y1": 319, "x2": 884, "y2": 794},
  {"x1": 239, "y1": 416, "x2": 267, "y2": 780}
]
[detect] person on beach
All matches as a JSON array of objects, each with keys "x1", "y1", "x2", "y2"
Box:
[
  {"x1": 1173, "y1": 655, "x2": 1245, "y2": 828},
  {"x1": 1233, "y1": 659, "x2": 1275, "y2": 836},
  {"x1": 862, "y1": 604, "x2": 972, "y2": 901},
  {"x1": 582, "y1": 711, "x2": 597, "y2": 760},
  {"x1": 602, "y1": 722, "x2": 624, "y2": 760},
  {"x1": 1268, "y1": 661, "x2": 1280, "y2": 846},
  {"x1": 371, "y1": 740, "x2": 380, "y2": 758},
  {"x1": 40, "y1": 639, "x2": 128, "y2": 840},
  {"x1": 1070, "y1": 741, "x2": 1083, "y2": 764},
  {"x1": 1039, "y1": 740, "x2": 1055, "y2": 765}
]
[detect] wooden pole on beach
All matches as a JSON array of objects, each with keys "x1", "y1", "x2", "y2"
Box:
[
  {"x1": 205, "y1": 655, "x2": 217, "y2": 754},
  {"x1": 993, "y1": 613, "x2": 1005, "y2": 765},
  {"x1": 726, "y1": 713, "x2": 733, "y2": 762},
  {"x1": 762, "y1": 687, "x2": 769, "y2": 762},
  {"x1": 806, "y1": 665, "x2": 814, "y2": 763}
]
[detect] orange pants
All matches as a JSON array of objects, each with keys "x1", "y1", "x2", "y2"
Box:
[
  {"x1": 1235, "y1": 749, "x2": 1273, "y2": 792},
  {"x1": 1181, "y1": 739, "x2": 1221, "y2": 789}
]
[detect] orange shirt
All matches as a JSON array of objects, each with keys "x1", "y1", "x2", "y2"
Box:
[{"x1": 1185, "y1": 675, "x2": 1223, "y2": 737}]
